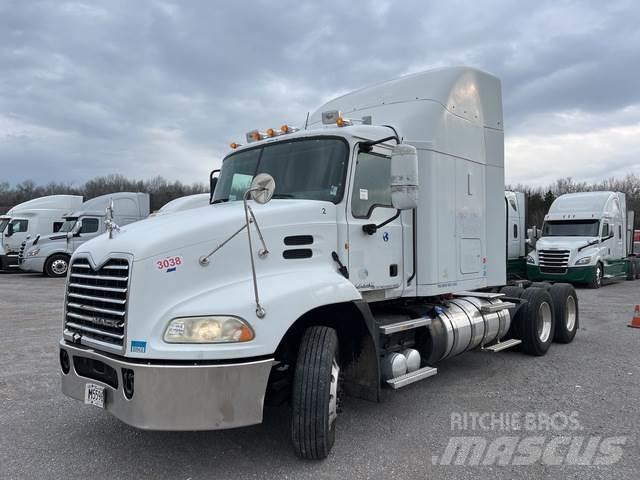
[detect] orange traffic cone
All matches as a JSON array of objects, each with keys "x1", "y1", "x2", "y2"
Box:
[{"x1": 629, "y1": 305, "x2": 640, "y2": 329}]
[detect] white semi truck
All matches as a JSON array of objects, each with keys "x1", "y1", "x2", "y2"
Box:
[
  {"x1": 57, "y1": 67, "x2": 579, "y2": 459},
  {"x1": 0, "y1": 195, "x2": 83, "y2": 271},
  {"x1": 526, "y1": 191, "x2": 640, "y2": 287},
  {"x1": 20, "y1": 192, "x2": 150, "y2": 277}
]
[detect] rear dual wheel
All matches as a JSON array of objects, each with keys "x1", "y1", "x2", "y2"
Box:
[
  {"x1": 549, "y1": 283, "x2": 579, "y2": 344},
  {"x1": 517, "y1": 287, "x2": 555, "y2": 356}
]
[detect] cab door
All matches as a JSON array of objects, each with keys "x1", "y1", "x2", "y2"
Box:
[{"x1": 346, "y1": 146, "x2": 404, "y2": 297}]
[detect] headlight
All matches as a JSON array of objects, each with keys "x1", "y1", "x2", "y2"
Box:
[
  {"x1": 28, "y1": 248, "x2": 40, "y2": 257},
  {"x1": 526, "y1": 255, "x2": 535, "y2": 265},
  {"x1": 164, "y1": 316, "x2": 254, "y2": 343},
  {"x1": 575, "y1": 256, "x2": 592, "y2": 266}
]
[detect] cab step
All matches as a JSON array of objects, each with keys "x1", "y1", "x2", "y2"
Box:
[
  {"x1": 386, "y1": 366, "x2": 438, "y2": 389},
  {"x1": 379, "y1": 317, "x2": 431, "y2": 335},
  {"x1": 483, "y1": 338, "x2": 522, "y2": 352}
]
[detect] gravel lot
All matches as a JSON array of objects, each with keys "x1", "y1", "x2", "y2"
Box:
[{"x1": 1, "y1": 272, "x2": 639, "y2": 479}]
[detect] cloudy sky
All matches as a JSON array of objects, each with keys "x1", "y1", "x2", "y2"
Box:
[{"x1": 1, "y1": 0, "x2": 639, "y2": 187}]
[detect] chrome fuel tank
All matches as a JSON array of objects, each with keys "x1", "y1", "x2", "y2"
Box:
[{"x1": 421, "y1": 296, "x2": 511, "y2": 364}]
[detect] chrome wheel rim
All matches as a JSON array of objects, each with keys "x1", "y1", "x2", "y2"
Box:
[
  {"x1": 566, "y1": 295, "x2": 577, "y2": 331},
  {"x1": 51, "y1": 259, "x2": 68, "y2": 275},
  {"x1": 538, "y1": 301, "x2": 552, "y2": 343},
  {"x1": 328, "y1": 357, "x2": 340, "y2": 426},
  {"x1": 596, "y1": 265, "x2": 602, "y2": 287}
]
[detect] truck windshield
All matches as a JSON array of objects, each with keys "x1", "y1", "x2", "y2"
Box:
[
  {"x1": 213, "y1": 138, "x2": 349, "y2": 203},
  {"x1": 542, "y1": 220, "x2": 600, "y2": 237},
  {"x1": 0, "y1": 218, "x2": 8, "y2": 233},
  {"x1": 58, "y1": 218, "x2": 78, "y2": 233}
]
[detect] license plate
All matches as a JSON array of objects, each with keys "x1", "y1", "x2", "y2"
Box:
[{"x1": 84, "y1": 383, "x2": 105, "y2": 409}]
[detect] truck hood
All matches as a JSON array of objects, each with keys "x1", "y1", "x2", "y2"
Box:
[
  {"x1": 74, "y1": 200, "x2": 336, "y2": 265},
  {"x1": 536, "y1": 236, "x2": 599, "y2": 252}
]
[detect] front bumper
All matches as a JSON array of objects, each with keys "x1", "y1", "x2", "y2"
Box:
[
  {"x1": 60, "y1": 341, "x2": 275, "y2": 430},
  {"x1": 19, "y1": 255, "x2": 45, "y2": 273},
  {"x1": 526, "y1": 265, "x2": 595, "y2": 283},
  {"x1": 0, "y1": 253, "x2": 20, "y2": 270}
]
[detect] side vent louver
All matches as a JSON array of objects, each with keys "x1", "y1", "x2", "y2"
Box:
[
  {"x1": 284, "y1": 235, "x2": 313, "y2": 246},
  {"x1": 283, "y1": 249, "x2": 313, "y2": 259}
]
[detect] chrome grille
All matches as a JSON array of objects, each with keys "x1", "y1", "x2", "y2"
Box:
[
  {"x1": 538, "y1": 249, "x2": 570, "y2": 274},
  {"x1": 64, "y1": 257, "x2": 130, "y2": 350}
]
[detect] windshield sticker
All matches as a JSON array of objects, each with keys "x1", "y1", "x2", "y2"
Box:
[
  {"x1": 156, "y1": 255, "x2": 183, "y2": 272},
  {"x1": 359, "y1": 188, "x2": 369, "y2": 200},
  {"x1": 330, "y1": 185, "x2": 338, "y2": 196}
]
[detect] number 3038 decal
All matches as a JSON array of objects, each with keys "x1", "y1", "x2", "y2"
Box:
[{"x1": 156, "y1": 256, "x2": 183, "y2": 272}]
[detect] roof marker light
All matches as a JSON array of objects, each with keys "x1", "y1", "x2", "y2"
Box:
[
  {"x1": 230, "y1": 142, "x2": 240, "y2": 149},
  {"x1": 246, "y1": 130, "x2": 263, "y2": 143}
]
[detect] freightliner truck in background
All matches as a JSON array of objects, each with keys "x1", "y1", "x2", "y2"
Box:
[
  {"x1": 526, "y1": 191, "x2": 640, "y2": 288},
  {"x1": 20, "y1": 192, "x2": 149, "y2": 277},
  {"x1": 0, "y1": 195, "x2": 83, "y2": 271},
  {"x1": 57, "y1": 67, "x2": 580, "y2": 459}
]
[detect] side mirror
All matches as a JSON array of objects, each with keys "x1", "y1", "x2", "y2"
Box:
[
  {"x1": 209, "y1": 169, "x2": 220, "y2": 204},
  {"x1": 390, "y1": 144, "x2": 418, "y2": 210},
  {"x1": 6, "y1": 223, "x2": 13, "y2": 237},
  {"x1": 248, "y1": 173, "x2": 276, "y2": 204}
]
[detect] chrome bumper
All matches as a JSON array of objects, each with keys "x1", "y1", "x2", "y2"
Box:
[{"x1": 60, "y1": 341, "x2": 275, "y2": 430}]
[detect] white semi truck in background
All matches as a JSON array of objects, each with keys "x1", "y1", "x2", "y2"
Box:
[
  {"x1": 526, "y1": 191, "x2": 640, "y2": 287},
  {"x1": 150, "y1": 193, "x2": 210, "y2": 217},
  {"x1": 57, "y1": 67, "x2": 580, "y2": 459},
  {"x1": 20, "y1": 192, "x2": 150, "y2": 277},
  {"x1": 0, "y1": 195, "x2": 83, "y2": 271}
]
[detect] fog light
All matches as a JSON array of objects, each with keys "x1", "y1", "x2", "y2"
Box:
[
  {"x1": 122, "y1": 368, "x2": 135, "y2": 399},
  {"x1": 60, "y1": 349, "x2": 70, "y2": 374}
]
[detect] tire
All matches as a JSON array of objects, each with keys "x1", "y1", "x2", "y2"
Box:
[
  {"x1": 291, "y1": 326, "x2": 340, "y2": 460},
  {"x1": 588, "y1": 262, "x2": 603, "y2": 289},
  {"x1": 518, "y1": 287, "x2": 555, "y2": 356},
  {"x1": 626, "y1": 261, "x2": 636, "y2": 281},
  {"x1": 44, "y1": 254, "x2": 70, "y2": 278},
  {"x1": 549, "y1": 283, "x2": 579, "y2": 343}
]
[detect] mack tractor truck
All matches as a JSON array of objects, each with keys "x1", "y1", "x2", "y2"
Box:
[
  {"x1": 527, "y1": 191, "x2": 640, "y2": 287},
  {"x1": 0, "y1": 195, "x2": 83, "y2": 271},
  {"x1": 57, "y1": 67, "x2": 579, "y2": 459},
  {"x1": 20, "y1": 192, "x2": 150, "y2": 277}
]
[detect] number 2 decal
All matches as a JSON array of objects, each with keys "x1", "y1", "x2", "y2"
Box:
[{"x1": 321, "y1": 208, "x2": 326, "y2": 215}]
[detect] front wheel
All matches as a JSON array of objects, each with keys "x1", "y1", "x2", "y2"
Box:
[
  {"x1": 291, "y1": 326, "x2": 340, "y2": 460},
  {"x1": 44, "y1": 254, "x2": 70, "y2": 278},
  {"x1": 588, "y1": 262, "x2": 603, "y2": 289}
]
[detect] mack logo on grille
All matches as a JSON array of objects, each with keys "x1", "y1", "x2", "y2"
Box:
[{"x1": 88, "y1": 316, "x2": 125, "y2": 329}]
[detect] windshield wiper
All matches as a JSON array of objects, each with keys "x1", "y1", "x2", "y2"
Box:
[{"x1": 211, "y1": 198, "x2": 229, "y2": 204}]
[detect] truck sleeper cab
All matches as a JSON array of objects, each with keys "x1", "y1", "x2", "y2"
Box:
[{"x1": 58, "y1": 67, "x2": 580, "y2": 459}]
